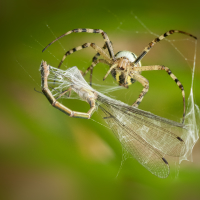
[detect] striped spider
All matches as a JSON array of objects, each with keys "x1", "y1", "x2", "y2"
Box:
[{"x1": 43, "y1": 29, "x2": 197, "y2": 123}]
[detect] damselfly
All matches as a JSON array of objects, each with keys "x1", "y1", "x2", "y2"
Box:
[{"x1": 40, "y1": 61, "x2": 187, "y2": 178}]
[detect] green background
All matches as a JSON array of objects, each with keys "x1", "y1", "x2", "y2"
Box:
[{"x1": 1, "y1": 0, "x2": 200, "y2": 199}]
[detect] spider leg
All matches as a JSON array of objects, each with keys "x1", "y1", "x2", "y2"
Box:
[
  {"x1": 92, "y1": 43, "x2": 107, "y2": 63},
  {"x1": 91, "y1": 41, "x2": 113, "y2": 60},
  {"x1": 131, "y1": 74, "x2": 149, "y2": 108},
  {"x1": 41, "y1": 61, "x2": 96, "y2": 119},
  {"x1": 83, "y1": 59, "x2": 111, "y2": 85},
  {"x1": 87, "y1": 43, "x2": 108, "y2": 85},
  {"x1": 103, "y1": 63, "x2": 118, "y2": 81},
  {"x1": 134, "y1": 65, "x2": 185, "y2": 123},
  {"x1": 134, "y1": 30, "x2": 197, "y2": 65},
  {"x1": 42, "y1": 28, "x2": 115, "y2": 59},
  {"x1": 57, "y1": 43, "x2": 112, "y2": 69},
  {"x1": 84, "y1": 59, "x2": 111, "y2": 77}
]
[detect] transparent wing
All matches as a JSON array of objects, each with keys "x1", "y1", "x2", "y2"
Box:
[
  {"x1": 98, "y1": 96, "x2": 187, "y2": 157},
  {"x1": 100, "y1": 105, "x2": 170, "y2": 178}
]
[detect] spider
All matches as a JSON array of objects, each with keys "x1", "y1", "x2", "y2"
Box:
[{"x1": 42, "y1": 28, "x2": 197, "y2": 123}]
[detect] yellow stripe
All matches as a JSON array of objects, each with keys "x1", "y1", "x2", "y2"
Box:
[
  {"x1": 115, "y1": 72, "x2": 121, "y2": 83},
  {"x1": 127, "y1": 76, "x2": 132, "y2": 86}
]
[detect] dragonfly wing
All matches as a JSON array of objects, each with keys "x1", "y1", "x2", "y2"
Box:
[
  {"x1": 126, "y1": 112, "x2": 186, "y2": 157},
  {"x1": 99, "y1": 97, "x2": 186, "y2": 157},
  {"x1": 100, "y1": 105, "x2": 170, "y2": 178}
]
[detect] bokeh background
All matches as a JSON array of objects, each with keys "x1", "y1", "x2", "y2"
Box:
[{"x1": 1, "y1": 0, "x2": 200, "y2": 199}]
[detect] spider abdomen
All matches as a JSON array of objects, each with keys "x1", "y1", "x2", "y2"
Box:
[
  {"x1": 111, "y1": 69, "x2": 136, "y2": 87},
  {"x1": 115, "y1": 51, "x2": 139, "y2": 63}
]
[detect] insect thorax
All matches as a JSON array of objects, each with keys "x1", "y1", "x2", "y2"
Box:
[
  {"x1": 72, "y1": 85, "x2": 97, "y2": 103},
  {"x1": 111, "y1": 51, "x2": 141, "y2": 87}
]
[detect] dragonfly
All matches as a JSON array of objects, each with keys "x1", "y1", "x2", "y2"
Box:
[{"x1": 40, "y1": 61, "x2": 187, "y2": 178}]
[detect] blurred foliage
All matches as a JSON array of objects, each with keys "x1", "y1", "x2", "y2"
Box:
[{"x1": 0, "y1": 0, "x2": 200, "y2": 200}]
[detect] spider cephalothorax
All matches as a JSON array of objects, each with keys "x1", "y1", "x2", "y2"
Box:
[
  {"x1": 110, "y1": 51, "x2": 141, "y2": 88},
  {"x1": 43, "y1": 28, "x2": 197, "y2": 122}
]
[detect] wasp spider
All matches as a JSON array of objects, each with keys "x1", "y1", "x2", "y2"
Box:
[{"x1": 43, "y1": 28, "x2": 197, "y2": 123}]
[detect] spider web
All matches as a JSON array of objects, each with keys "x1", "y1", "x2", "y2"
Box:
[
  {"x1": 137, "y1": 15, "x2": 199, "y2": 164},
  {"x1": 110, "y1": 13, "x2": 199, "y2": 172},
  {"x1": 28, "y1": 13, "x2": 199, "y2": 177},
  {"x1": 45, "y1": 63, "x2": 194, "y2": 178}
]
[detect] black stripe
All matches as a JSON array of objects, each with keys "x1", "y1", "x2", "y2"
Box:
[
  {"x1": 82, "y1": 29, "x2": 87, "y2": 32},
  {"x1": 131, "y1": 53, "x2": 137, "y2": 59},
  {"x1": 73, "y1": 29, "x2": 78, "y2": 32},
  {"x1": 103, "y1": 43, "x2": 107, "y2": 49},
  {"x1": 177, "y1": 136, "x2": 183, "y2": 142},
  {"x1": 162, "y1": 157, "x2": 168, "y2": 164},
  {"x1": 164, "y1": 33, "x2": 168, "y2": 37},
  {"x1": 115, "y1": 51, "x2": 122, "y2": 56},
  {"x1": 93, "y1": 56, "x2": 98, "y2": 62},
  {"x1": 82, "y1": 43, "x2": 88, "y2": 48},
  {"x1": 93, "y1": 29, "x2": 100, "y2": 33},
  {"x1": 167, "y1": 70, "x2": 172, "y2": 75},
  {"x1": 175, "y1": 78, "x2": 179, "y2": 83},
  {"x1": 155, "y1": 37, "x2": 160, "y2": 42},
  {"x1": 119, "y1": 74, "x2": 125, "y2": 84},
  {"x1": 101, "y1": 32, "x2": 105, "y2": 39},
  {"x1": 72, "y1": 48, "x2": 76, "y2": 52},
  {"x1": 106, "y1": 42, "x2": 112, "y2": 58},
  {"x1": 179, "y1": 85, "x2": 184, "y2": 90},
  {"x1": 90, "y1": 43, "x2": 95, "y2": 47},
  {"x1": 111, "y1": 69, "x2": 116, "y2": 80},
  {"x1": 136, "y1": 101, "x2": 140, "y2": 105},
  {"x1": 131, "y1": 78, "x2": 136, "y2": 83},
  {"x1": 147, "y1": 45, "x2": 151, "y2": 50},
  {"x1": 103, "y1": 116, "x2": 114, "y2": 119},
  {"x1": 134, "y1": 51, "x2": 147, "y2": 64}
]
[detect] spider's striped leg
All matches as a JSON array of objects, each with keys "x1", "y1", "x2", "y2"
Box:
[
  {"x1": 134, "y1": 65, "x2": 185, "y2": 123},
  {"x1": 133, "y1": 30, "x2": 197, "y2": 65},
  {"x1": 92, "y1": 41, "x2": 113, "y2": 61},
  {"x1": 83, "y1": 59, "x2": 111, "y2": 77},
  {"x1": 91, "y1": 41, "x2": 113, "y2": 61},
  {"x1": 41, "y1": 61, "x2": 96, "y2": 119},
  {"x1": 86, "y1": 43, "x2": 108, "y2": 85},
  {"x1": 83, "y1": 59, "x2": 111, "y2": 85},
  {"x1": 57, "y1": 43, "x2": 112, "y2": 69},
  {"x1": 91, "y1": 43, "x2": 107, "y2": 64},
  {"x1": 42, "y1": 28, "x2": 115, "y2": 59},
  {"x1": 131, "y1": 74, "x2": 149, "y2": 108}
]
